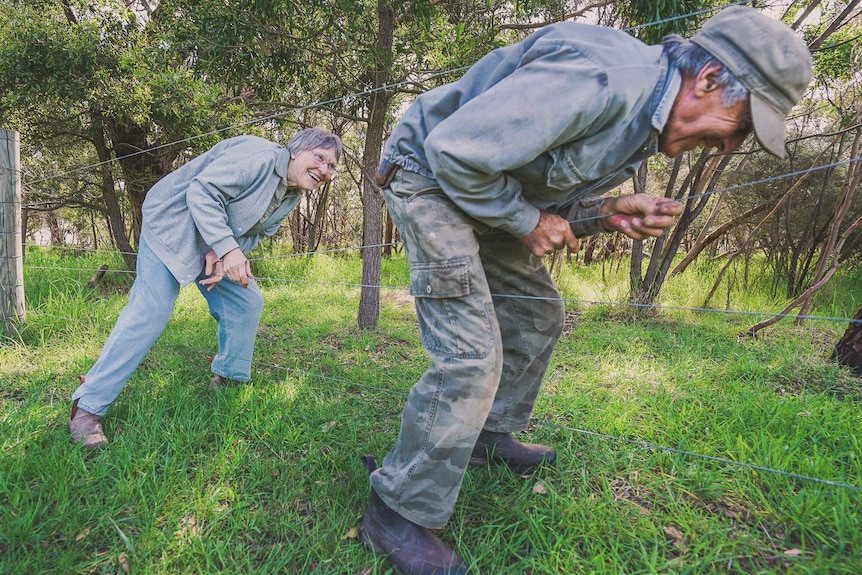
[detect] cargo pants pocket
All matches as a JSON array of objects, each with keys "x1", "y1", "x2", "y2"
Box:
[{"x1": 409, "y1": 258, "x2": 495, "y2": 359}]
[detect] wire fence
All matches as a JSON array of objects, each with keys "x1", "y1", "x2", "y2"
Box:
[
  {"x1": 169, "y1": 341, "x2": 862, "y2": 494},
  {"x1": 9, "y1": 236, "x2": 862, "y2": 493},
  {"x1": 20, "y1": 238, "x2": 862, "y2": 326},
  {"x1": 4, "y1": 0, "x2": 861, "y2": 494}
]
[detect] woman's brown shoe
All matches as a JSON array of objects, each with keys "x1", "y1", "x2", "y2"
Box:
[{"x1": 68, "y1": 398, "x2": 108, "y2": 449}]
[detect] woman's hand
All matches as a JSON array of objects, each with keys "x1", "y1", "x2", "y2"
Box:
[{"x1": 199, "y1": 250, "x2": 226, "y2": 292}]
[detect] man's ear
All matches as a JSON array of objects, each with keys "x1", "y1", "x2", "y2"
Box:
[{"x1": 694, "y1": 62, "x2": 724, "y2": 97}]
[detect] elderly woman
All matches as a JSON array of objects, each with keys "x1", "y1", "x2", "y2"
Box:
[{"x1": 69, "y1": 127, "x2": 342, "y2": 449}]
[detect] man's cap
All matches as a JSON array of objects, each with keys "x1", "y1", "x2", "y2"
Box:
[{"x1": 691, "y1": 6, "x2": 813, "y2": 158}]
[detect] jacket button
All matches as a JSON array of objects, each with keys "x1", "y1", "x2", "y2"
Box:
[{"x1": 426, "y1": 285, "x2": 432, "y2": 294}]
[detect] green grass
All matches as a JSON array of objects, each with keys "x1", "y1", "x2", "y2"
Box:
[{"x1": 1, "y1": 246, "x2": 860, "y2": 574}]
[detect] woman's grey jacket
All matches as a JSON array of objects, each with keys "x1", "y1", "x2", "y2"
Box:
[{"x1": 142, "y1": 135, "x2": 299, "y2": 286}]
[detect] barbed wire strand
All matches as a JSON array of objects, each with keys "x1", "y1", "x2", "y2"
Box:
[
  {"x1": 21, "y1": 236, "x2": 862, "y2": 326},
  {"x1": 10, "y1": 153, "x2": 861, "y2": 213},
  {"x1": 18, "y1": 262, "x2": 862, "y2": 325}
]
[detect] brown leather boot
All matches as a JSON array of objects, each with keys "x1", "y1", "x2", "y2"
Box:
[
  {"x1": 469, "y1": 430, "x2": 556, "y2": 474},
  {"x1": 68, "y1": 398, "x2": 108, "y2": 449},
  {"x1": 208, "y1": 374, "x2": 233, "y2": 392},
  {"x1": 360, "y1": 489, "x2": 468, "y2": 575}
]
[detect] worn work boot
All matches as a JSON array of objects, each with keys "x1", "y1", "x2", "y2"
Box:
[
  {"x1": 68, "y1": 397, "x2": 108, "y2": 450},
  {"x1": 360, "y1": 488, "x2": 468, "y2": 575},
  {"x1": 469, "y1": 430, "x2": 556, "y2": 474}
]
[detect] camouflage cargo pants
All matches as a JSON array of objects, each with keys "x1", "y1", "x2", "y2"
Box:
[{"x1": 370, "y1": 168, "x2": 565, "y2": 528}]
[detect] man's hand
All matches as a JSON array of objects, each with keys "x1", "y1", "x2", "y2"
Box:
[
  {"x1": 198, "y1": 250, "x2": 225, "y2": 292},
  {"x1": 520, "y1": 211, "x2": 580, "y2": 257},
  {"x1": 601, "y1": 194, "x2": 684, "y2": 240}
]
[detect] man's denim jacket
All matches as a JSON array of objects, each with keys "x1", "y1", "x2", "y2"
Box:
[{"x1": 382, "y1": 21, "x2": 680, "y2": 238}]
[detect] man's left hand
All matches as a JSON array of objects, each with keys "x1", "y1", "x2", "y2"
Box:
[{"x1": 601, "y1": 194, "x2": 683, "y2": 240}]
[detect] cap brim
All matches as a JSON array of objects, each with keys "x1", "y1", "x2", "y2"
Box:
[{"x1": 751, "y1": 94, "x2": 786, "y2": 158}]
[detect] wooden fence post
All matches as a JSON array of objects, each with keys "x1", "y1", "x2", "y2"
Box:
[{"x1": 0, "y1": 128, "x2": 25, "y2": 336}]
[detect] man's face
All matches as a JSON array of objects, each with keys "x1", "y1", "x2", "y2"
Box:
[
  {"x1": 659, "y1": 64, "x2": 753, "y2": 158},
  {"x1": 286, "y1": 147, "x2": 339, "y2": 190}
]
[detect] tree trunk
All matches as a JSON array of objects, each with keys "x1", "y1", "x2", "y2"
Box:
[
  {"x1": 107, "y1": 120, "x2": 170, "y2": 249},
  {"x1": 833, "y1": 304, "x2": 862, "y2": 375},
  {"x1": 90, "y1": 111, "x2": 137, "y2": 269},
  {"x1": 308, "y1": 184, "x2": 330, "y2": 253},
  {"x1": 383, "y1": 209, "x2": 395, "y2": 257},
  {"x1": 357, "y1": 0, "x2": 395, "y2": 329}
]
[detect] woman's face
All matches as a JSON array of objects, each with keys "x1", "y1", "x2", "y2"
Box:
[{"x1": 286, "y1": 147, "x2": 339, "y2": 190}]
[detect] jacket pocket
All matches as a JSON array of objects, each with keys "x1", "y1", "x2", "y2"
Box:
[{"x1": 545, "y1": 146, "x2": 586, "y2": 190}]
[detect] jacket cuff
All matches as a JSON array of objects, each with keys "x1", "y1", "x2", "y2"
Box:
[
  {"x1": 211, "y1": 236, "x2": 240, "y2": 259},
  {"x1": 509, "y1": 206, "x2": 542, "y2": 239},
  {"x1": 563, "y1": 196, "x2": 608, "y2": 237}
]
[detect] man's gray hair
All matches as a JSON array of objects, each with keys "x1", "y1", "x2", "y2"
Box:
[
  {"x1": 287, "y1": 127, "x2": 343, "y2": 161},
  {"x1": 662, "y1": 35, "x2": 749, "y2": 108}
]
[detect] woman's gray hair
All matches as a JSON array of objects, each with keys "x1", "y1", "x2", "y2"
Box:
[
  {"x1": 287, "y1": 127, "x2": 343, "y2": 161},
  {"x1": 662, "y1": 35, "x2": 749, "y2": 108}
]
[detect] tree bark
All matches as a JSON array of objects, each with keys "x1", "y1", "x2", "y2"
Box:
[
  {"x1": 90, "y1": 110, "x2": 137, "y2": 269},
  {"x1": 357, "y1": 0, "x2": 395, "y2": 329},
  {"x1": 106, "y1": 120, "x2": 167, "y2": 250}
]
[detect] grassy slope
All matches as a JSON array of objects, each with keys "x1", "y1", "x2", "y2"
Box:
[{"x1": 1, "y1": 247, "x2": 860, "y2": 574}]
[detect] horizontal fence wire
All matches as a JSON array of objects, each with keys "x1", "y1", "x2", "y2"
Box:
[
  {"x1": 5, "y1": 0, "x2": 859, "y2": 492},
  {"x1": 167, "y1": 339, "x2": 862, "y2": 494},
  {"x1": 21, "y1": 239, "x2": 862, "y2": 325},
  {"x1": 567, "y1": 157, "x2": 862, "y2": 228}
]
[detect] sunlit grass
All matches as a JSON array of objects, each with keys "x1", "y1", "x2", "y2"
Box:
[{"x1": 1, "y1": 246, "x2": 860, "y2": 574}]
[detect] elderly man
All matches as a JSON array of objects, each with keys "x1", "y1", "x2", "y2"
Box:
[
  {"x1": 69, "y1": 127, "x2": 342, "y2": 449},
  {"x1": 360, "y1": 6, "x2": 811, "y2": 574}
]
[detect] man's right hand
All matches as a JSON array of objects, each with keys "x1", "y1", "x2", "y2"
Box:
[{"x1": 520, "y1": 211, "x2": 580, "y2": 257}]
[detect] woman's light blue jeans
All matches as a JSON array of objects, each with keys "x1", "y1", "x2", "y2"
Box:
[{"x1": 71, "y1": 236, "x2": 263, "y2": 416}]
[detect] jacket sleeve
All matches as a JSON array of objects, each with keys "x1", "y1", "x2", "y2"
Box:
[
  {"x1": 424, "y1": 41, "x2": 610, "y2": 238},
  {"x1": 556, "y1": 194, "x2": 608, "y2": 237},
  {"x1": 185, "y1": 156, "x2": 249, "y2": 258}
]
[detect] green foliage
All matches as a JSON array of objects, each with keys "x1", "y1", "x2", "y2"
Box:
[
  {"x1": 156, "y1": 0, "x2": 314, "y2": 101},
  {"x1": 0, "y1": 7, "x2": 108, "y2": 102},
  {"x1": 807, "y1": 25, "x2": 861, "y2": 83},
  {"x1": 616, "y1": 0, "x2": 709, "y2": 44}
]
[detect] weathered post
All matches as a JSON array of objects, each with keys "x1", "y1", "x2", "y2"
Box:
[{"x1": 0, "y1": 128, "x2": 25, "y2": 336}]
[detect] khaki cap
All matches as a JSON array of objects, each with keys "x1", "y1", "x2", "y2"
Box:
[{"x1": 691, "y1": 6, "x2": 813, "y2": 158}]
